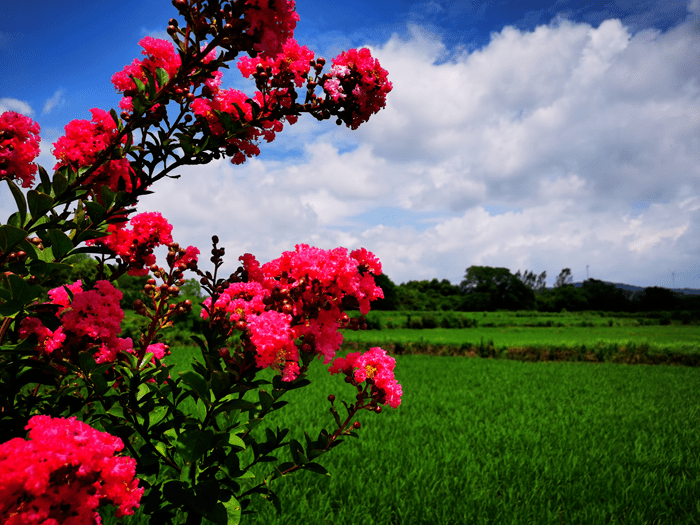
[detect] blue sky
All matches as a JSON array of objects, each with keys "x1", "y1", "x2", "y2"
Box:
[{"x1": 2, "y1": 1, "x2": 700, "y2": 288}]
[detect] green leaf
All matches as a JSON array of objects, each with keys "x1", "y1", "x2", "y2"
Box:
[
  {"x1": 1, "y1": 273, "x2": 41, "y2": 307},
  {"x1": 78, "y1": 352, "x2": 96, "y2": 374},
  {"x1": 136, "y1": 383, "x2": 150, "y2": 401},
  {"x1": 302, "y1": 462, "x2": 330, "y2": 476},
  {"x1": 84, "y1": 202, "x2": 105, "y2": 223},
  {"x1": 6, "y1": 179, "x2": 27, "y2": 226},
  {"x1": 52, "y1": 172, "x2": 69, "y2": 197},
  {"x1": 259, "y1": 390, "x2": 274, "y2": 413},
  {"x1": 38, "y1": 165, "x2": 51, "y2": 191},
  {"x1": 180, "y1": 370, "x2": 210, "y2": 405},
  {"x1": 150, "y1": 405, "x2": 168, "y2": 426},
  {"x1": 0, "y1": 224, "x2": 28, "y2": 253},
  {"x1": 156, "y1": 67, "x2": 170, "y2": 88},
  {"x1": 108, "y1": 405, "x2": 125, "y2": 419},
  {"x1": 176, "y1": 428, "x2": 214, "y2": 464},
  {"x1": 227, "y1": 433, "x2": 246, "y2": 450},
  {"x1": 27, "y1": 190, "x2": 54, "y2": 218},
  {"x1": 101, "y1": 186, "x2": 116, "y2": 208},
  {"x1": 289, "y1": 439, "x2": 307, "y2": 465},
  {"x1": 46, "y1": 229, "x2": 73, "y2": 259},
  {"x1": 133, "y1": 76, "x2": 146, "y2": 94},
  {"x1": 221, "y1": 496, "x2": 242, "y2": 525},
  {"x1": 109, "y1": 108, "x2": 122, "y2": 130}
]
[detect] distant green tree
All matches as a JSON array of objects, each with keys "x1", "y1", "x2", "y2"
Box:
[
  {"x1": 459, "y1": 266, "x2": 535, "y2": 310},
  {"x1": 554, "y1": 268, "x2": 573, "y2": 288},
  {"x1": 581, "y1": 279, "x2": 630, "y2": 311},
  {"x1": 634, "y1": 286, "x2": 680, "y2": 311},
  {"x1": 372, "y1": 273, "x2": 398, "y2": 310}
]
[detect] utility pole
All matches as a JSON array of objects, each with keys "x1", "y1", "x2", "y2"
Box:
[{"x1": 586, "y1": 265, "x2": 589, "y2": 279}]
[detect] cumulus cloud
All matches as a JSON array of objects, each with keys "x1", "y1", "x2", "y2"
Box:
[
  {"x1": 138, "y1": 12, "x2": 700, "y2": 288},
  {"x1": 0, "y1": 98, "x2": 33, "y2": 115}
]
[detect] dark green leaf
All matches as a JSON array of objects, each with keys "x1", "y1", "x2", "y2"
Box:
[
  {"x1": 302, "y1": 462, "x2": 330, "y2": 476},
  {"x1": 46, "y1": 229, "x2": 73, "y2": 259},
  {"x1": 78, "y1": 352, "x2": 96, "y2": 374},
  {"x1": 101, "y1": 186, "x2": 116, "y2": 208},
  {"x1": 0, "y1": 225, "x2": 28, "y2": 252},
  {"x1": 289, "y1": 439, "x2": 307, "y2": 465},
  {"x1": 84, "y1": 201, "x2": 105, "y2": 223},
  {"x1": 6, "y1": 179, "x2": 27, "y2": 226},
  {"x1": 180, "y1": 370, "x2": 210, "y2": 405},
  {"x1": 27, "y1": 190, "x2": 54, "y2": 218},
  {"x1": 259, "y1": 390, "x2": 274, "y2": 413},
  {"x1": 38, "y1": 165, "x2": 51, "y2": 191},
  {"x1": 176, "y1": 428, "x2": 214, "y2": 463},
  {"x1": 52, "y1": 172, "x2": 69, "y2": 197}
]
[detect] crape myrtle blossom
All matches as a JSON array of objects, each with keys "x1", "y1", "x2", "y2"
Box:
[
  {"x1": 203, "y1": 245, "x2": 384, "y2": 381},
  {"x1": 18, "y1": 278, "x2": 174, "y2": 368},
  {"x1": 87, "y1": 211, "x2": 199, "y2": 276},
  {"x1": 52, "y1": 108, "x2": 134, "y2": 195},
  {"x1": 0, "y1": 416, "x2": 143, "y2": 525},
  {"x1": 322, "y1": 47, "x2": 392, "y2": 129},
  {"x1": 329, "y1": 348, "x2": 403, "y2": 408},
  {"x1": 244, "y1": 0, "x2": 300, "y2": 58},
  {"x1": 0, "y1": 111, "x2": 41, "y2": 188},
  {"x1": 18, "y1": 280, "x2": 133, "y2": 365}
]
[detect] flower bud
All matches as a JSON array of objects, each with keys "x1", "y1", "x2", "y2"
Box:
[{"x1": 352, "y1": 421, "x2": 361, "y2": 430}]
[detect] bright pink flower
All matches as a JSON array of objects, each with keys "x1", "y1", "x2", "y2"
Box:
[
  {"x1": 112, "y1": 37, "x2": 181, "y2": 95},
  {"x1": 61, "y1": 280, "x2": 124, "y2": 342},
  {"x1": 330, "y1": 347, "x2": 402, "y2": 408},
  {"x1": 238, "y1": 38, "x2": 313, "y2": 88},
  {"x1": 324, "y1": 48, "x2": 393, "y2": 129},
  {"x1": 0, "y1": 416, "x2": 143, "y2": 524},
  {"x1": 88, "y1": 211, "x2": 174, "y2": 275},
  {"x1": 0, "y1": 111, "x2": 41, "y2": 188},
  {"x1": 18, "y1": 318, "x2": 66, "y2": 356},
  {"x1": 52, "y1": 109, "x2": 133, "y2": 194},
  {"x1": 201, "y1": 281, "x2": 268, "y2": 322},
  {"x1": 247, "y1": 310, "x2": 299, "y2": 380},
  {"x1": 244, "y1": 0, "x2": 299, "y2": 57},
  {"x1": 48, "y1": 280, "x2": 84, "y2": 311}
]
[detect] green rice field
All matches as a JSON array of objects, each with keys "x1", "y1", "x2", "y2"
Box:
[
  {"x1": 114, "y1": 346, "x2": 700, "y2": 524},
  {"x1": 342, "y1": 325, "x2": 700, "y2": 353}
]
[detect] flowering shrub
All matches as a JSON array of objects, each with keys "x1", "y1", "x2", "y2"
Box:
[
  {"x1": 0, "y1": 0, "x2": 398, "y2": 523},
  {"x1": 0, "y1": 416, "x2": 143, "y2": 525}
]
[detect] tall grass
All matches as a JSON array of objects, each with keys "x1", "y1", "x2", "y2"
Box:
[{"x1": 106, "y1": 349, "x2": 700, "y2": 524}]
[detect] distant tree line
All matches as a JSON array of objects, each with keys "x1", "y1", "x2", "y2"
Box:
[
  {"x1": 373, "y1": 266, "x2": 700, "y2": 313},
  {"x1": 53, "y1": 258, "x2": 699, "y2": 314}
]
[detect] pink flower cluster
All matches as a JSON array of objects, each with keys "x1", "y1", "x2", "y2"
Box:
[
  {"x1": 323, "y1": 48, "x2": 393, "y2": 129},
  {"x1": 0, "y1": 415, "x2": 143, "y2": 524},
  {"x1": 203, "y1": 245, "x2": 384, "y2": 382},
  {"x1": 52, "y1": 109, "x2": 133, "y2": 194},
  {"x1": 88, "y1": 211, "x2": 198, "y2": 276},
  {"x1": 19, "y1": 280, "x2": 132, "y2": 365},
  {"x1": 330, "y1": 348, "x2": 403, "y2": 408},
  {"x1": 238, "y1": 38, "x2": 314, "y2": 88},
  {"x1": 244, "y1": 0, "x2": 300, "y2": 58},
  {"x1": 112, "y1": 36, "x2": 182, "y2": 113},
  {"x1": 0, "y1": 111, "x2": 41, "y2": 188}
]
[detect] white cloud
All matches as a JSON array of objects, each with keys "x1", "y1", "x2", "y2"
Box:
[
  {"x1": 42, "y1": 90, "x2": 65, "y2": 114},
  {"x1": 0, "y1": 98, "x2": 33, "y2": 115},
  {"x1": 135, "y1": 13, "x2": 700, "y2": 288}
]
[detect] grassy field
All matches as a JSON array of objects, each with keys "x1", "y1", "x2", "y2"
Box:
[
  {"x1": 246, "y1": 354, "x2": 700, "y2": 524},
  {"x1": 112, "y1": 347, "x2": 700, "y2": 524},
  {"x1": 340, "y1": 325, "x2": 700, "y2": 353}
]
